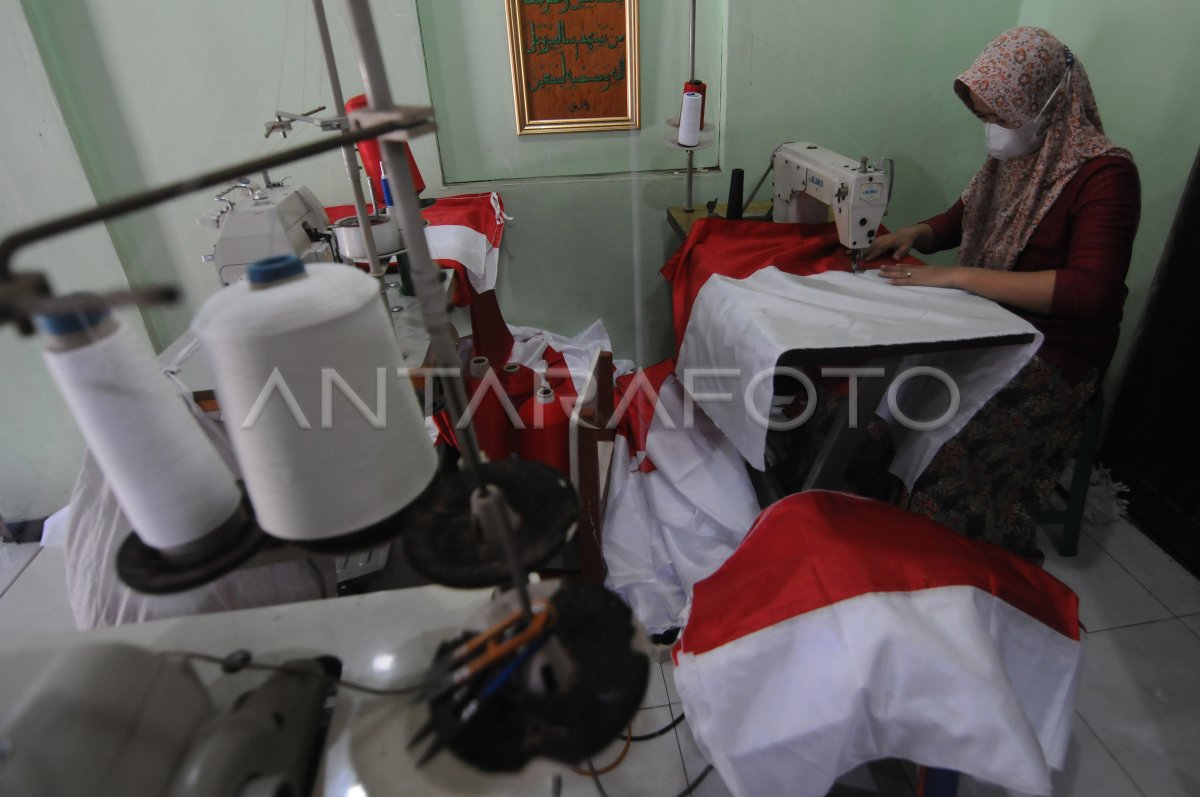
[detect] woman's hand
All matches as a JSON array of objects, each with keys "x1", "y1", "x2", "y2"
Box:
[
  {"x1": 864, "y1": 223, "x2": 934, "y2": 262},
  {"x1": 878, "y1": 262, "x2": 962, "y2": 288},
  {"x1": 878, "y1": 263, "x2": 1057, "y2": 312}
]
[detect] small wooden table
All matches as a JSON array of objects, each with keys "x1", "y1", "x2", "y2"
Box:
[{"x1": 667, "y1": 200, "x2": 773, "y2": 240}]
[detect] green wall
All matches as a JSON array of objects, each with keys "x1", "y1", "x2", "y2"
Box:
[
  {"x1": 417, "y1": 0, "x2": 724, "y2": 180},
  {"x1": 1017, "y1": 0, "x2": 1200, "y2": 399},
  {"x1": 0, "y1": 1, "x2": 151, "y2": 520}
]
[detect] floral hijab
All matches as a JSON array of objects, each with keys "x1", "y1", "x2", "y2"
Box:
[{"x1": 954, "y1": 27, "x2": 1131, "y2": 269}]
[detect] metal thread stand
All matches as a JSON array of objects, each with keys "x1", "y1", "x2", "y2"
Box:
[{"x1": 667, "y1": 0, "x2": 711, "y2": 214}]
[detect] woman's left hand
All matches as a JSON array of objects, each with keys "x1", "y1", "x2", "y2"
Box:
[{"x1": 877, "y1": 262, "x2": 961, "y2": 288}]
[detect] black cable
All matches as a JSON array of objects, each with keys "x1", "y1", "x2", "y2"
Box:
[
  {"x1": 674, "y1": 765, "x2": 714, "y2": 797},
  {"x1": 177, "y1": 650, "x2": 422, "y2": 697},
  {"x1": 627, "y1": 712, "x2": 685, "y2": 741},
  {"x1": 586, "y1": 760, "x2": 714, "y2": 797}
]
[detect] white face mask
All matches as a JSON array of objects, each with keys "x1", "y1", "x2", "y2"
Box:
[
  {"x1": 982, "y1": 50, "x2": 1075, "y2": 161},
  {"x1": 985, "y1": 118, "x2": 1046, "y2": 160}
]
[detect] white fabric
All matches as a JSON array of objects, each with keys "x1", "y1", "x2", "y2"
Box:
[
  {"x1": 602, "y1": 376, "x2": 760, "y2": 633},
  {"x1": 39, "y1": 505, "x2": 71, "y2": 550},
  {"x1": 674, "y1": 585, "x2": 1083, "y2": 797},
  {"x1": 64, "y1": 423, "x2": 328, "y2": 629},
  {"x1": 425, "y1": 224, "x2": 497, "y2": 293},
  {"x1": 63, "y1": 331, "x2": 329, "y2": 628},
  {"x1": 507, "y1": 319, "x2": 633, "y2": 394},
  {"x1": 677, "y1": 267, "x2": 1042, "y2": 486}
]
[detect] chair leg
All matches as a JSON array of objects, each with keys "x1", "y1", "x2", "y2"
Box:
[{"x1": 1053, "y1": 392, "x2": 1106, "y2": 557}]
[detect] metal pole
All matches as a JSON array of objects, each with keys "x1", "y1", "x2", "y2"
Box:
[
  {"x1": 688, "y1": 0, "x2": 697, "y2": 82},
  {"x1": 310, "y1": 0, "x2": 384, "y2": 279},
  {"x1": 685, "y1": 149, "x2": 695, "y2": 212},
  {"x1": 340, "y1": 0, "x2": 534, "y2": 621}
]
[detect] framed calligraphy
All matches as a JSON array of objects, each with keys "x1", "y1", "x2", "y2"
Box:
[{"x1": 504, "y1": 0, "x2": 639, "y2": 135}]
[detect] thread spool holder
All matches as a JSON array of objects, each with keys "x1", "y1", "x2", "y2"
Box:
[{"x1": 666, "y1": 0, "x2": 715, "y2": 213}]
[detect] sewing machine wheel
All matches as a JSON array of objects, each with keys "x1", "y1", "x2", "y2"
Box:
[
  {"x1": 400, "y1": 458, "x2": 578, "y2": 588},
  {"x1": 430, "y1": 579, "x2": 650, "y2": 772}
]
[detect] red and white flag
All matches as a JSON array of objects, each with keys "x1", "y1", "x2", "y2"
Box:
[
  {"x1": 673, "y1": 490, "x2": 1082, "y2": 797},
  {"x1": 423, "y1": 191, "x2": 510, "y2": 298}
]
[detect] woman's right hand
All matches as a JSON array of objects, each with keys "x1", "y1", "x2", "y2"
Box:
[{"x1": 865, "y1": 224, "x2": 932, "y2": 262}]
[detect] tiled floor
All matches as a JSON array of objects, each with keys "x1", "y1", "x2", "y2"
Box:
[{"x1": 1, "y1": 514, "x2": 1199, "y2": 796}]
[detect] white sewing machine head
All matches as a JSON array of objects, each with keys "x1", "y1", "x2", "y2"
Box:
[
  {"x1": 772, "y1": 142, "x2": 892, "y2": 272},
  {"x1": 198, "y1": 179, "x2": 332, "y2": 286}
]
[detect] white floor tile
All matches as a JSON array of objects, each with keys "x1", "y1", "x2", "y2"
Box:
[
  {"x1": 0, "y1": 542, "x2": 39, "y2": 597},
  {"x1": 1084, "y1": 518, "x2": 1200, "y2": 616},
  {"x1": 664, "y1": 658, "x2": 681, "y2": 704},
  {"x1": 639, "y1": 658, "x2": 670, "y2": 709},
  {"x1": 1075, "y1": 618, "x2": 1200, "y2": 797},
  {"x1": 1037, "y1": 526, "x2": 1171, "y2": 631},
  {"x1": 0, "y1": 547, "x2": 77, "y2": 638},
  {"x1": 1180, "y1": 613, "x2": 1200, "y2": 639},
  {"x1": 559, "y1": 706, "x2": 688, "y2": 796}
]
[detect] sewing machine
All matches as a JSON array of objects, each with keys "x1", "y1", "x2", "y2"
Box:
[
  {"x1": 198, "y1": 179, "x2": 332, "y2": 286},
  {"x1": 0, "y1": 643, "x2": 335, "y2": 796},
  {"x1": 772, "y1": 142, "x2": 892, "y2": 272}
]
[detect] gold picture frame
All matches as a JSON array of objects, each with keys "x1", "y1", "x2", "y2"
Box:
[{"x1": 504, "y1": 0, "x2": 640, "y2": 135}]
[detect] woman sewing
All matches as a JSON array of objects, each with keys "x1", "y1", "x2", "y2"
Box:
[{"x1": 863, "y1": 27, "x2": 1140, "y2": 559}]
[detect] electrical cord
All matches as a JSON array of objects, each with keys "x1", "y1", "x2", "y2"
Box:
[
  {"x1": 176, "y1": 650, "x2": 423, "y2": 697},
  {"x1": 628, "y1": 712, "x2": 685, "y2": 741},
  {"x1": 571, "y1": 724, "x2": 632, "y2": 776},
  {"x1": 586, "y1": 760, "x2": 714, "y2": 797}
]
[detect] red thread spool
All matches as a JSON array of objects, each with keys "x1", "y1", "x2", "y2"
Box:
[
  {"x1": 517, "y1": 385, "x2": 570, "y2": 476},
  {"x1": 467, "y1": 356, "x2": 511, "y2": 461},
  {"x1": 684, "y1": 80, "x2": 707, "y2": 127},
  {"x1": 501, "y1": 363, "x2": 536, "y2": 412},
  {"x1": 502, "y1": 363, "x2": 537, "y2": 451}
]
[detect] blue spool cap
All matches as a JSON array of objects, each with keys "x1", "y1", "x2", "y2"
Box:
[
  {"x1": 247, "y1": 254, "x2": 306, "y2": 286},
  {"x1": 34, "y1": 295, "x2": 111, "y2": 336}
]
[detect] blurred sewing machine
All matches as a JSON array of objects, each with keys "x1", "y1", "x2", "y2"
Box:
[
  {"x1": 771, "y1": 142, "x2": 892, "y2": 272},
  {"x1": 198, "y1": 176, "x2": 333, "y2": 286}
]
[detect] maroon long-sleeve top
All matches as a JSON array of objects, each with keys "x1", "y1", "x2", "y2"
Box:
[{"x1": 919, "y1": 156, "x2": 1141, "y2": 383}]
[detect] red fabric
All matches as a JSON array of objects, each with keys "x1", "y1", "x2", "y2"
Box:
[
  {"x1": 469, "y1": 290, "x2": 515, "y2": 366},
  {"x1": 921, "y1": 156, "x2": 1140, "y2": 381},
  {"x1": 661, "y1": 218, "x2": 924, "y2": 351},
  {"x1": 678, "y1": 491, "x2": 1080, "y2": 658},
  {"x1": 612, "y1": 359, "x2": 676, "y2": 473}
]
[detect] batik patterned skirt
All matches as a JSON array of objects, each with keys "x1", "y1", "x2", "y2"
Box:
[{"x1": 768, "y1": 356, "x2": 1096, "y2": 559}]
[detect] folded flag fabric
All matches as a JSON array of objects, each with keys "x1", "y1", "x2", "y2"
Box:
[
  {"x1": 673, "y1": 490, "x2": 1082, "y2": 797},
  {"x1": 424, "y1": 191, "x2": 511, "y2": 301},
  {"x1": 602, "y1": 364, "x2": 760, "y2": 633}
]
